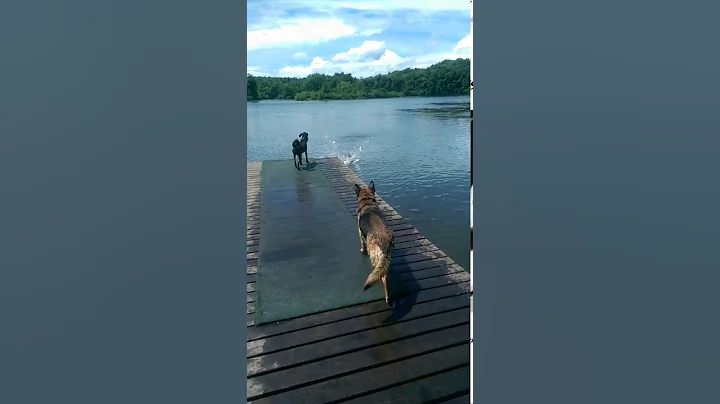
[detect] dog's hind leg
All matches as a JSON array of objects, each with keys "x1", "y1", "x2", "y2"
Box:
[
  {"x1": 358, "y1": 228, "x2": 367, "y2": 254},
  {"x1": 381, "y1": 276, "x2": 391, "y2": 306}
]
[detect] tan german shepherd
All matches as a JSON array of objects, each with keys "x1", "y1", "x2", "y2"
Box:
[{"x1": 354, "y1": 181, "x2": 394, "y2": 305}]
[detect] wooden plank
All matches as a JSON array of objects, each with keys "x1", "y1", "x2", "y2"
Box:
[
  {"x1": 247, "y1": 325, "x2": 469, "y2": 400},
  {"x1": 392, "y1": 257, "x2": 457, "y2": 274},
  {"x1": 339, "y1": 197, "x2": 392, "y2": 208},
  {"x1": 339, "y1": 366, "x2": 470, "y2": 404},
  {"x1": 247, "y1": 283, "x2": 470, "y2": 341},
  {"x1": 393, "y1": 233, "x2": 426, "y2": 243},
  {"x1": 399, "y1": 264, "x2": 467, "y2": 282},
  {"x1": 386, "y1": 222, "x2": 413, "y2": 230},
  {"x1": 440, "y1": 393, "x2": 472, "y2": 403},
  {"x1": 251, "y1": 262, "x2": 465, "y2": 317},
  {"x1": 247, "y1": 307, "x2": 470, "y2": 377},
  {"x1": 383, "y1": 218, "x2": 411, "y2": 226},
  {"x1": 394, "y1": 238, "x2": 431, "y2": 249},
  {"x1": 413, "y1": 272, "x2": 470, "y2": 289},
  {"x1": 247, "y1": 294, "x2": 470, "y2": 357},
  {"x1": 392, "y1": 244, "x2": 440, "y2": 258},
  {"x1": 248, "y1": 343, "x2": 470, "y2": 403},
  {"x1": 248, "y1": 162, "x2": 261, "y2": 324},
  {"x1": 391, "y1": 249, "x2": 450, "y2": 266},
  {"x1": 393, "y1": 227, "x2": 420, "y2": 236}
]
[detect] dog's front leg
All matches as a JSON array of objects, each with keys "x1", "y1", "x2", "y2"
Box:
[
  {"x1": 358, "y1": 228, "x2": 367, "y2": 254},
  {"x1": 304, "y1": 150, "x2": 309, "y2": 164}
]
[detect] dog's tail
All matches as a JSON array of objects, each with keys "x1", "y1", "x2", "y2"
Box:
[{"x1": 363, "y1": 243, "x2": 393, "y2": 290}]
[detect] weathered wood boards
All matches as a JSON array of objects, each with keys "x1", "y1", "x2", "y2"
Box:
[{"x1": 246, "y1": 158, "x2": 470, "y2": 403}]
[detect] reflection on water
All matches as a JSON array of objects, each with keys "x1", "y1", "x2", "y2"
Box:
[
  {"x1": 398, "y1": 101, "x2": 471, "y2": 119},
  {"x1": 247, "y1": 96, "x2": 471, "y2": 270}
]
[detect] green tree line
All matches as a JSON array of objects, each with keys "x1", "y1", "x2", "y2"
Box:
[{"x1": 247, "y1": 58, "x2": 470, "y2": 101}]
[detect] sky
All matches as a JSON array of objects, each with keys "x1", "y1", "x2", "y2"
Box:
[{"x1": 247, "y1": 0, "x2": 471, "y2": 78}]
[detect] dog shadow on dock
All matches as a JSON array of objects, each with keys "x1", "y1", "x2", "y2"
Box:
[
  {"x1": 300, "y1": 161, "x2": 317, "y2": 171},
  {"x1": 382, "y1": 255, "x2": 421, "y2": 323}
]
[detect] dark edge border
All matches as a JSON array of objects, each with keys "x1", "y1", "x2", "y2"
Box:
[
  {"x1": 241, "y1": 3, "x2": 249, "y2": 401},
  {"x1": 1, "y1": 1, "x2": 248, "y2": 403},
  {"x1": 470, "y1": 0, "x2": 478, "y2": 403},
  {"x1": 469, "y1": 1, "x2": 475, "y2": 404}
]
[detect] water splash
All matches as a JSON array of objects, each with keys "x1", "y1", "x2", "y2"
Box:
[{"x1": 326, "y1": 135, "x2": 366, "y2": 166}]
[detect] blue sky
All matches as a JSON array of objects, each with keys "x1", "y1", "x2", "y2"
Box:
[{"x1": 247, "y1": 0, "x2": 471, "y2": 78}]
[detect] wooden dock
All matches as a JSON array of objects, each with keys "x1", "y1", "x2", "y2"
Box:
[{"x1": 247, "y1": 157, "x2": 471, "y2": 403}]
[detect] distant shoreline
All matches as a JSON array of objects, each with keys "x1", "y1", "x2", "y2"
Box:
[
  {"x1": 247, "y1": 94, "x2": 469, "y2": 103},
  {"x1": 247, "y1": 59, "x2": 470, "y2": 103}
]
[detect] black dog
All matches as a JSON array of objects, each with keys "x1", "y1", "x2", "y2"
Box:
[{"x1": 292, "y1": 132, "x2": 309, "y2": 170}]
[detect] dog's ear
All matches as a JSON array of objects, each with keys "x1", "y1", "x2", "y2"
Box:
[
  {"x1": 354, "y1": 184, "x2": 362, "y2": 196},
  {"x1": 299, "y1": 134, "x2": 302, "y2": 137},
  {"x1": 369, "y1": 181, "x2": 375, "y2": 193}
]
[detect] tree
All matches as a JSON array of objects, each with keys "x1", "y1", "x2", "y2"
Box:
[
  {"x1": 246, "y1": 59, "x2": 470, "y2": 102},
  {"x1": 247, "y1": 75, "x2": 259, "y2": 100}
]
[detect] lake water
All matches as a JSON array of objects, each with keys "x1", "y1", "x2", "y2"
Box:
[{"x1": 247, "y1": 96, "x2": 471, "y2": 271}]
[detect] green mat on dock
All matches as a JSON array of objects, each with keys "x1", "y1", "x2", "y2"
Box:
[{"x1": 254, "y1": 160, "x2": 385, "y2": 325}]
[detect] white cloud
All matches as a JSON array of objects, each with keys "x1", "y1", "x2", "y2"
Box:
[
  {"x1": 247, "y1": 66, "x2": 271, "y2": 76},
  {"x1": 280, "y1": 57, "x2": 331, "y2": 77},
  {"x1": 408, "y1": 33, "x2": 471, "y2": 69},
  {"x1": 332, "y1": 40, "x2": 385, "y2": 62},
  {"x1": 277, "y1": 34, "x2": 471, "y2": 78},
  {"x1": 279, "y1": 48, "x2": 406, "y2": 78},
  {"x1": 292, "y1": 52, "x2": 308, "y2": 59},
  {"x1": 252, "y1": 0, "x2": 469, "y2": 13},
  {"x1": 453, "y1": 34, "x2": 471, "y2": 52},
  {"x1": 247, "y1": 18, "x2": 381, "y2": 51}
]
